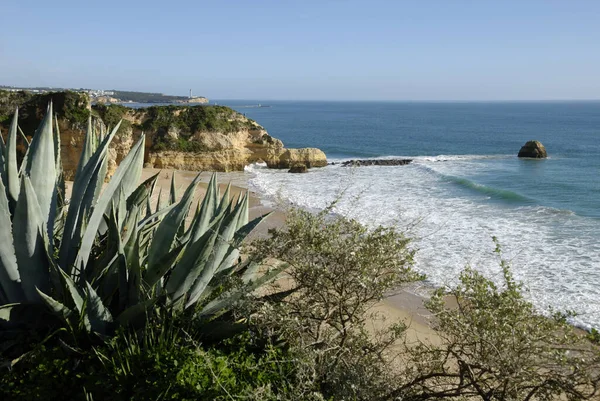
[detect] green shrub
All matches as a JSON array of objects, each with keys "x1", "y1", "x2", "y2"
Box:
[
  {"x1": 0, "y1": 107, "x2": 279, "y2": 362},
  {"x1": 390, "y1": 240, "x2": 600, "y2": 401},
  {"x1": 92, "y1": 104, "x2": 130, "y2": 131},
  {"x1": 249, "y1": 206, "x2": 422, "y2": 400},
  {"x1": 0, "y1": 327, "x2": 303, "y2": 401}
]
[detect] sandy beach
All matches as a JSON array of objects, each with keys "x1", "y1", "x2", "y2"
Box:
[{"x1": 137, "y1": 167, "x2": 440, "y2": 345}]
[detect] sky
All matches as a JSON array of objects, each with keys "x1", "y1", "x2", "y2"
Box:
[{"x1": 1, "y1": 0, "x2": 599, "y2": 101}]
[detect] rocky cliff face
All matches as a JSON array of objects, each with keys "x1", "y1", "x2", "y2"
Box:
[{"x1": 0, "y1": 91, "x2": 327, "y2": 179}]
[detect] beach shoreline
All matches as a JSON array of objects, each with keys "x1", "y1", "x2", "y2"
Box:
[{"x1": 138, "y1": 167, "x2": 440, "y2": 344}]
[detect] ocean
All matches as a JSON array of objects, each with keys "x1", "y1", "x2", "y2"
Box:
[{"x1": 219, "y1": 100, "x2": 600, "y2": 330}]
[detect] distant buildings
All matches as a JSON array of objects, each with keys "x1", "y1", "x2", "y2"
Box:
[{"x1": 0, "y1": 86, "x2": 114, "y2": 98}]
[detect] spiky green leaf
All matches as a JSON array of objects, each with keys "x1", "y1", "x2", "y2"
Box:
[
  {"x1": 75, "y1": 134, "x2": 145, "y2": 277},
  {"x1": 5, "y1": 109, "x2": 20, "y2": 210},
  {"x1": 23, "y1": 102, "x2": 56, "y2": 229},
  {"x1": 13, "y1": 176, "x2": 49, "y2": 301},
  {"x1": 0, "y1": 180, "x2": 23, "y2": 303},
  {"x1": 146, "y1": 173, "x2": 201, "y2": 275}
]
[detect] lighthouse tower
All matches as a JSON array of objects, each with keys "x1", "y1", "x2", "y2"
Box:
[{"x1": 189, "y1": 89, "x2": 192, "y2": 99}]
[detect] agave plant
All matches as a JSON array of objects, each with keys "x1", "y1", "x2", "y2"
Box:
[{"x1": 0, "y1": 104, "x2": 282, "y2": 342}]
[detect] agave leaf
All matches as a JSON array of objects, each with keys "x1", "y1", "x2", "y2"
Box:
[
  {"x1": 155, "y1": 187, "x2": 163, "y2": 213},
  {"x1": 5, "y1": 109, "x2": 20, "y2": 210},
  {"x1": 185, "y1": 200, "x2": 246, "y2": 308},
  {"x1": 126, "y1": 172, "x2": 159, "y2": 213},
  {"x1": 114, "y1": 251, "x2": 129, "y2": 312},
  {"x1": 59, "y1": 268, "x2": 83, "y2": 308},
  {"x1": 236, "y1": 192, "x2": 250, "y2": 230},
  {"x1": 216, "y1": 210, "x2": 270, "y2": 273},
  {"x1": 85, "y1": 282, "x2": 113, "y2": 334},
  {"x1": 75, "y1": 134, "x2": 145, "y2": 277},
  {"x1": 115, "y1": 299, "x2": 156, "y2": 327},
  {"x1": 74, "y1": 116, "x2": 96, "y2": 183},
  {"x1": 92, "y1": 205, "x2": 122, "y2": 291},
  {"x1": 169, "y1": 172, "x2": 177, "y2": 205},
  {"x1": 198, "y1": 261, "x2": 289, "y2": 318},
  {"x1": 146, "y1": 173, "x2": 201, "y2": 275},
  {"x1": 115, "y1": 135, "x2": 143, "y2": 205},
  {"x1": 36, "y1": 288, "x2": 73, "y2": 321},
  {"x1": 53, "y1": 115, "x2": 67, "y2": 212},
  {"x1": 0, "y1": 130, "x2": 6, "y2": 187},
  {"x1": 23, "y1": 102, "x2": 56, "y2": 230},
  {"x1": 143, "y1": 242, "x2": 186, "y2": 288},
  {"x1": 0, "y1": 303, "x2": 19, "y2": 323},
  {"x1": 0, "y1": 180, "x2": 24, "y2": 303},
  {"x1": 13, "y1": 176, "x2": 49, "y2": 301},
  {"x1": 137, "y1": 202, "x2": 177, "y2": 232},
  {"x1": 215, "y1": 182, "x2": 231, "y2": 215},
  {"x1": 186, "y1": 174, "x2": 218, "y2": 243},
  {"x1": 166, "y1": 223, "x2": 220, "y2": 304},
  {"x1": 18, "y1": 126, "x2": 30, "y2": 146},
  {"x1": 146, "y1": 193, "x2": 153, "y2": 219},
  {"x1": 59, "y1": 127, "x2": 117, "y2": 272},
  {"x1": 125, "y1": 237, "x2": 141, "y2": 307}
]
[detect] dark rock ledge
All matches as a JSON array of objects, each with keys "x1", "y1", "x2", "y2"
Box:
[{"x1": 337, "y1": 159, "x2": 413, "y2": 167}]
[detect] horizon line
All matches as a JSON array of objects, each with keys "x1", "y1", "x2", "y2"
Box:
[{"x1": 212, "y1": 98, "x2": 600, "y2": 103}]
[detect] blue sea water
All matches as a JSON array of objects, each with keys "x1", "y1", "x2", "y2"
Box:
[{"x1": 218, "y1": 100, "x2": 600, "y2": 330}]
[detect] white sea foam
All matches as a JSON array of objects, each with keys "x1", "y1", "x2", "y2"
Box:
[{"x1": 246, "y1": 159, "x2": 600, "y2": 330}]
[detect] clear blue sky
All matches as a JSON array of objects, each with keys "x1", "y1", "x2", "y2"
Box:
[{"x1": 1, "y1": 0, "x2": 599, "y2": 100}]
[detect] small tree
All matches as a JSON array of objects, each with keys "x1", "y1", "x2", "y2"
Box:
[
  {"x1": 248, "y1": 207, "x2": 423, "y2": 399},
  {"x1": 389, "y1": 241, "x2": 600, "y2": 401}
]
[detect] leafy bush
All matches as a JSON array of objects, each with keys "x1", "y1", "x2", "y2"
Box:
[
  {"x1": 0, "y1": 326, "x2": 302, "y2": 401},
  {"x1": 0, "y1": 107, "x2": 280, "y2": 363},
  {"x1": 248, "y1": 206, "x2": 423, "y2": 400},
  {"x1": 92, "y1": 103, "x2": 255, "y2": 152},
  {"x1": 141, "y1": 105, "x2": 254, "y2": 135},
  {"x1": 391, "y1": 241, "x2": 600, "y2": 401},
  {"x1": 92, "y1": 104, "x2": 131, "y2": 133},
  {"x1": 0, "y1": 90, "x2": 90, "y2": 134}
]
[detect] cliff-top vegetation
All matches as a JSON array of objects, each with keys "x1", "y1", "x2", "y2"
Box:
[
  {"x1": 93, "y1": 103, "x2": 258, "y2": 152},
  {"x1": 0, "y1": 90, "x2": 90, "y2": 134},
  {"x1": 0, "y1": 91, "x2": 261, "y2": 154}
]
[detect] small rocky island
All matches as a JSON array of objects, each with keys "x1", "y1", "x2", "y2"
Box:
[
  {"x1": 518, "y1": 140, "x2": 547, "y2": 158},
  {"x1": 0, "y1": 90, "x2": 327, "y2": 178},
  {"x1": 340, "y1": 159, "x2": 413, "y2": 167}
]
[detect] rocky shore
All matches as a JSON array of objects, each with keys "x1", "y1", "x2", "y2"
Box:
[
  {"x1": 339, "y1": 158, "x2": 413, "y2": 167},
  {"x1": 0, "y1": 90, "x2": 327, "y2": 179}
]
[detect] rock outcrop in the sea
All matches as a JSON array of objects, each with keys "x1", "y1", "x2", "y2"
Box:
[
  {"x1": 288, "y1": 164, "x2": 308, "y2": 173},
  {"x1": 0, "y1": 90, "x2": 327, "y2": 179},
  {"x1": 518, "y1": 141, "x2": 547, "y2": 158},
  {"x1": 267, "y1": 148, "x2": 327, "y2": 169},
  {"x1": 341, "y1": 159, "x2": 413, "y2": 167}
]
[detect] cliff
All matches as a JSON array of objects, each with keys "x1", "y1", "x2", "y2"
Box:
[
  {"x1": 0, "y1": 91, "x2": 326, "y2": 179},
  {"x1": 175, "y1": 97, "x2": 209, "y2": 104}
]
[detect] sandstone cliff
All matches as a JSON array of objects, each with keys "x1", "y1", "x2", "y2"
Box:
[{"x1": 0, "y1": 91, "x2": 327, "y2": 179}]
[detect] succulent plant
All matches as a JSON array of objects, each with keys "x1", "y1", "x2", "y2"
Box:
[{"x1": 0, "y1": 104, "x2": 282, "y2": 341}]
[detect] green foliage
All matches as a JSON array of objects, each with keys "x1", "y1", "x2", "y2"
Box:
[
  {"x1": 391, "y1": 241, "x2": 600, "y2": 401},
  {"x1": 0, "y1": 107, "x2": 279, "y2": 363},
  {"x1": 110, "y1": 90, "x2": 205, "y2": 103},
  {"x1": 92, "y1": 104, "x2": 130, "y2": 131},
  {"x1": 249, "y1": 206, "x2": 422, "y2": 400},
  {"x1": 0, "y1": 324, "x2": 301, "y2": 401},
  {"x1": 141, "y1": 105, "x2": 255, "y2": 152},
  {"x1": 91, "y1": 103, "x2": 255, "y2": 152},
  {"x1": 141, "y1": 105, "x2": 252, "y2": 134},
  {"x1": 0, "y1": 90, "x2": 90, "y2": 135}
]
